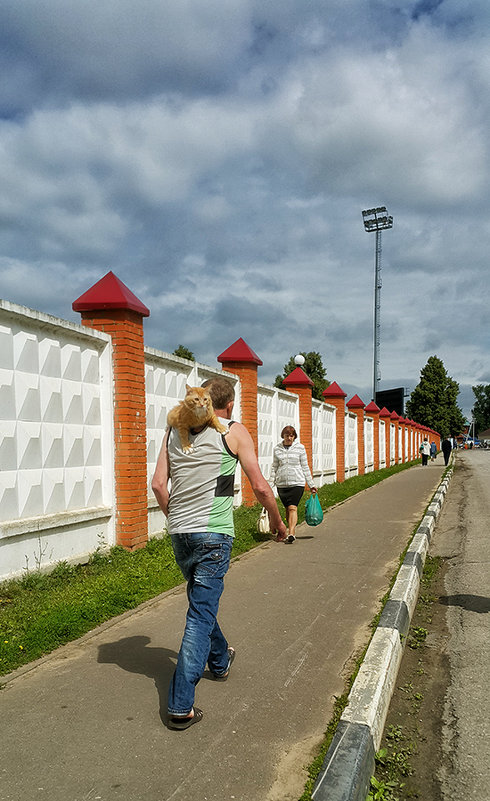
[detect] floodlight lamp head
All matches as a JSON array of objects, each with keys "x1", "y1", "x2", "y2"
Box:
[{"x1": 362, "y1": 206, "x2": 393, "y2": 232}]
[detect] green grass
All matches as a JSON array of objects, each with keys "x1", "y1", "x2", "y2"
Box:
[
  {"x1": 365, "y1": 552, "x2": 447, "y2": 800},
  {"x1": 0, "y1": 460, "x2": 419, "y2": 677},
  {"x1": 366, "y1": 724, "x2": 415, "y2": 800}
]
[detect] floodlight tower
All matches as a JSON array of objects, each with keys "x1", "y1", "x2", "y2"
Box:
[{"x1": 362, "y1": 206, "x2": 393, "y2": 401}]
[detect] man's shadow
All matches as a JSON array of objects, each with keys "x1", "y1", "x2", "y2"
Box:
[
  {"x1": 439, "y1": 594, "x2": 490, "y2": 614},
  {"x1": 97, "y1": 636, "x2": 178, "y2": 725}
]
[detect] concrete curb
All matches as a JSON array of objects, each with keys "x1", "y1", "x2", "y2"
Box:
[{"x1": 311, "y1": 466, "x2": 453, "y2": 801}]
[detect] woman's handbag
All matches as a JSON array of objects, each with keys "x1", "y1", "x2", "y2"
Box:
[
  {"x1": 305, "y1": 493, "x2": 323, "y2": 526},
  {"x1": 257, "y1": 507, "x2": 271, "y2": 534}
]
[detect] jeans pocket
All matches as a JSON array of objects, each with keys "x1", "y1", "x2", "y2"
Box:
[{"x1": 195, "y1": 541, "x2": 231, "y2": 579}]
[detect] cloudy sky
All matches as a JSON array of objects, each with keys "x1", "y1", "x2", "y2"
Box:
[{"x1": 1, "y1": 0, "x2": 488, "y2": 417}]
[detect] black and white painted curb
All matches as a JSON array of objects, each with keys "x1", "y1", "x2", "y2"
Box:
[{"x1": 312, "y1": 467, "x2": 453, "y2": 801}]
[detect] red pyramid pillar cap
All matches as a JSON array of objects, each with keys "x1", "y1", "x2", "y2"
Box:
[
  {"x1": 365, "y1": 401, "x2": 380, "y2": 413},
  {"x1": 379, "y1": 406, "x2": 391, "y2": 418},
  {"x1": 73, "y1": 271, "x2": 150, "y2": 317},
  {"x1": 390, "y1": 410, "x2": 400, "y2": 420},
  {"x1": 322, "y1": 381, "x2": 347, "y2": 399},
  {"x1": 217, "y1": 337, "x2": 263, "y2": 365},
  {"x1": 283, "y1": 366, "x2": 314, "y2": 387},
  {"x1": 346, "y1": 394, "x2": 365, "y2": 409}
]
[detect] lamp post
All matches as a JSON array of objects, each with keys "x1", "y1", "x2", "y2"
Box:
[{"x1": 362, "y1": 206, "x2": 393, "y2": 402}]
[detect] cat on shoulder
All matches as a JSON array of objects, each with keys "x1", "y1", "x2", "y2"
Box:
[{"x1": 167, "y1": 384, "x2": 227, "y2": 453}]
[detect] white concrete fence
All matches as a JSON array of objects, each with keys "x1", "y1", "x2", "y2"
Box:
[{"x1": 1, "y1": 298, "x2": 414, "y2": 581}]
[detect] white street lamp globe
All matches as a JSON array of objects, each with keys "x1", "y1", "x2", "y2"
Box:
[{"x1": 294, "y1": 354, "x2": 305, "y2": 366}]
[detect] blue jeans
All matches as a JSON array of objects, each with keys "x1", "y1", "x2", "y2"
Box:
[{"x1": 168, "y1": 532, "x2": 233, "y2": 716}]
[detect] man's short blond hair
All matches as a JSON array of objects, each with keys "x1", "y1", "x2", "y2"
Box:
[{"x1": 201, "y1": 376, "x2": 235, "y2": 410}]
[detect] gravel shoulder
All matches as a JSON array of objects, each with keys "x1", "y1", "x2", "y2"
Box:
[{"x1": 375, "y1": 552, "x2": 450, "y2": 800}]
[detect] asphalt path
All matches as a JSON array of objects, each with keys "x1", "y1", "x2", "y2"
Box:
[
  {"x1": 1, "y1": 463, "x2": 445, "y2": 801},
  {"x1": 431, "y1": 450, "x2": 490, "y2": 799}
]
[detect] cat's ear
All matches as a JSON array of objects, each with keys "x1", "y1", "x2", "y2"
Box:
[{"x1": 185, "y1": 384, "x2": 191, "y2": 393}]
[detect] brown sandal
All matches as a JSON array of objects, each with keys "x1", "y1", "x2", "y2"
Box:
[{"x1": 168, "y1": 707, "x2": 203, "y2": 730}]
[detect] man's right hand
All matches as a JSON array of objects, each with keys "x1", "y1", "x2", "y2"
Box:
[{"x1": 274, "y1": 521, "x2": 287, "y2": 542}]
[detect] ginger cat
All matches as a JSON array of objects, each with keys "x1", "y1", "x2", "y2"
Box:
[{"x1": 167, "y1": 384, "x2": 227, "y2": 453}]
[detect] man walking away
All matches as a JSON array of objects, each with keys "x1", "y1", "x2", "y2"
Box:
[
  {"x1": 442, "y1": 437, "x2": 452, "y2": 466},
  {"x1": 152, "y1": 376, "x2": 287, "y2": 730}
]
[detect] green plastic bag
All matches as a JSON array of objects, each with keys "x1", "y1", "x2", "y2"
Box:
[{"x1": 305, "y1": 493, "x2": 323, "y2": 526}]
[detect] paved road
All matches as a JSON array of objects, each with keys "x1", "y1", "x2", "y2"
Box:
[
  {"x1": 431, "y1": 450, "x2": 490, "y2": 799},
  {"x1": 1, "y1": 464, "x2": 445, "y2": 801}
]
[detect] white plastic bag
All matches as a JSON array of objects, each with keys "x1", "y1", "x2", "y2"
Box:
[{"x1": 257, "y1": 507, "x2": 271, "y2": 534}]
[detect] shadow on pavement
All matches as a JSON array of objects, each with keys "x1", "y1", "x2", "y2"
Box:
[
  {"x1": 97, "y1": 635, "x2": 177, "y2": 724},
  {"x1": 439, "y1": 594, "x2": 490, "y2": 614}
]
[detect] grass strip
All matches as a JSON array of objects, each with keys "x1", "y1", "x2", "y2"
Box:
[
  {"x1": 0, "y1": 459, "x2": 418, "y2": 677},
  {"x1": 365, "y1": 553, "x2": 445, "y2": 801}
]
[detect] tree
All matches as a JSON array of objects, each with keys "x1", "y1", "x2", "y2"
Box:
[
  {"x1": 173, "y1": 344, "x2": 195, "y2": 361},
  {"x1": 275, "y1": 351, "x2": 329, "y2": 401},
  {"x1": 472, "y1": 384, "x2": 490, "y2": 435},
  {"x1": 405, "y1": 355, "x2": 465, "y2": 438}
]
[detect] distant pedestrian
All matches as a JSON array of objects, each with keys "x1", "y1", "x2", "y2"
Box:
[
  {"x1": 420, "y1": 438, "x2": 430, "y2": 466},
  {"x1": 270, "y1": 426, "x2": 316, "y2": 543},
  {"x1": 430, "y1": 441, "x2": 437, "y2": 461},
  {"x1": 441, "y1": 438, "x2": 452, "y2": 466}
]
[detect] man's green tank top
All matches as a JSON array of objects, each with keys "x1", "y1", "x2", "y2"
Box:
[{"x1": 166, "y1": 419, "x2": 238, "y2": 537}]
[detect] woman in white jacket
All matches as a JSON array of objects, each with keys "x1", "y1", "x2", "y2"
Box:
[
  {"x1": 420, "y1": 437, "x2": 431, "y2": 466},
  {"x1": 270, "y1": 426, "x2": 317, "y2": 543}
]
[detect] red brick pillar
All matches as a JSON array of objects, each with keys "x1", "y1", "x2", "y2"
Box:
[
  {"x1": 73, "y1": 271, "x2": 150, "y2": 550},
  {"x1": 323, "y1": 381, "x2": 347, "y2": 483},
  {"x1": 399, "y1": 418, "x2": 406, "y2": 463},
  {"x1": 407, "y1": 420, "x2": 412, "y2": 461},
  {"x1": 407, "y1": 419, "x2": 415, "y2": 460},
  {"x1": 410, "y1": 420, "x2": 416, "y2": 460},
  {"x1": 391, "y1": 411, "x2": 400, "y2": 464},
  {"x1": 283, "y1": 367, "x2": 314, "y2": 468},
  {"x1": 347, "y1": 394, "x2": 366, "y2": 475},
  {"x1": 379, "y1": 407, "x2": 391, "y2": 467},
  {"x1": 218, "y1": 337, "x2": 262, "y2": 507},
  {"x1": 365, "y1": 401, "x2": 380, "y2": 471},
  {"x1": 417, "y1": 425, "x2": 422, "y2": 457}
]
